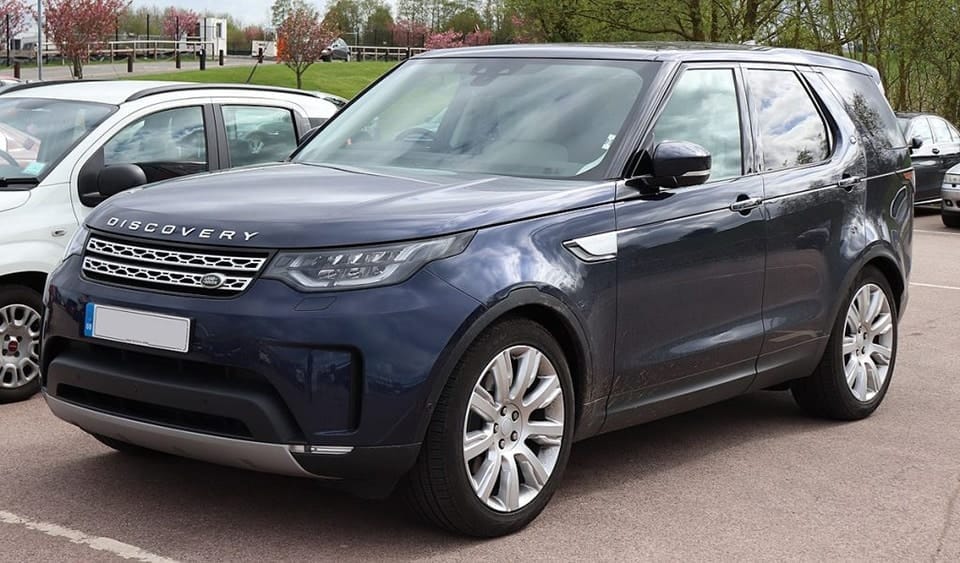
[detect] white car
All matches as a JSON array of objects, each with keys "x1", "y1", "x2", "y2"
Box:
[{"x1": 0, "y1": 81, "x2": 339, "y2": 402}]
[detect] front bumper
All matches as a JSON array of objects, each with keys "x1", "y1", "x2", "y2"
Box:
[
  {"x1": 941, "y1": 185, "x2": 960, "y2": 213},
  {"x1": 42, "y1": 255, "x2": 482, "y2": 482}
]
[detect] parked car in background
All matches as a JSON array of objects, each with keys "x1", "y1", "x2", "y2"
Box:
[
  {"x1": 0, "y1": 77, "x2": 21, "y2": 93},
  {"x1": 0, "y1": 81, "x2": 339, "y2": 403},
  {"x1": 41, "y1": 44, "x2": 911, "y2": 536},
  {"x1": 898, "y1": 112, "x2": 960, "y2": 204},
  {"x1": 939, "y1": 163, "x2": 960, "y2": 227},
  {"x1": 322, "y1": 38, "x2": 351, "y2": 62}
]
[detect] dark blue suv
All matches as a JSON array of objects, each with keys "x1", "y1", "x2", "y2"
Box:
[{"x1": 41, "y1": 44, "x2": 913, "y2": 536}]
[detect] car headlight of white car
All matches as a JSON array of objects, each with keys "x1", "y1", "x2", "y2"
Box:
[{"x1": 944, "y1": 173, "x2": 960, "y2": 186}]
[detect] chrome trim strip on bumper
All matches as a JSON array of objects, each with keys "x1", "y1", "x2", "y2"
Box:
[{"x1": 44, "y1": 394, "x2": 345, "y2": 479}]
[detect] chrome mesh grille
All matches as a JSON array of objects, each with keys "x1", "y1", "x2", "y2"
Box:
[{"x1": 82, "y1": 236, "x2": 268, "y2": 296}]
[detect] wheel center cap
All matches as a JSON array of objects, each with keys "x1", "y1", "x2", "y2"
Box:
[{"x1": 6, "y1": 340, "x2": 17, "y2": 355}]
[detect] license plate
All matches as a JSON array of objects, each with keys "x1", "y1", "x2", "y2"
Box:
[{"x1": 84, "y1": 303, "x2": 191, "y2": 353}]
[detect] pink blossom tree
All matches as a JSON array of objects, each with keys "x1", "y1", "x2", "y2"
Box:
[
  {"x1": 278, "y1": 2, "x2": 335, "y2": 89},
  {"x1": 0, "y1": 0, "x2": 30, "y2": 41},
  {"x1": 424, "y1": 30, "x2": 461, "y2": 49},
  {"x1": 391, "y1": 18, "x2": 427, "y2": 47},
  {"x1": 44, "y1": 0, "x2": 129, "y2": 79},
  {"x1": 162, "y1": 7, "x2": 198, "y2": 40}
]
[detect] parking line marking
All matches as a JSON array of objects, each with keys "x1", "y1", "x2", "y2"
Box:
[
  {"x1": 911, "y1": 282, "x2": 960, "y2": 291},
  {"x1": 915, "y1": 229, "x2": 960, "y2": 236},
  {"x1": 0, "y1": 510, "x2": 179, "y2": 563}
]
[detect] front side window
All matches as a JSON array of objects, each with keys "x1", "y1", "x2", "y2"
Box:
[
  {"x1": 0, "y1": 98, "x2": 114, "y2": 185},
  {"x1": 104, "y1": 106, "x2": 208, "y2": 170},
  {"x1": 651, "y1": 68, "x2": 743, "y2": 182},
  {"x1": 295, "y1": 58, "x2": 659, "y2": 180},
  {"x1": 908, "y1": 118, "x2": 934, "y2": 145},
  {"x1": 222, "y1": 106, "x2": 298, "y2": 167},
  {"x1": 747, "y1": 69, "x2": 830, "y2": 172}
]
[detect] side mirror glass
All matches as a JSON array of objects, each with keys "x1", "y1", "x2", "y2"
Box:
[
  {"x1": 98, "y1": 164, "x2": 147, "y2": 198},
  {"x1": 910, "y1": 136, "x2": 924, "y2": 150},
  {"x1": 647, "y1": 140, "x2": 712, "y2": 188}
]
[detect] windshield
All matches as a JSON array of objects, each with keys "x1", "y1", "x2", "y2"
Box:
[
  {"x1": 295, "y1": 58, "x2": 658, "y2": 180},
  {"x1": 0, "y1": 98, "x2": 114, "y2": 185}
]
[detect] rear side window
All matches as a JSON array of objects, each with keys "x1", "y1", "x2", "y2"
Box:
[
  {"x1": 821, "y1": 68, "x2": 905, "y2": 152},
  {"x1": 930, "y1": 118, "x2": 952, "y2": 143},
  {"x1": 222, "y1": 106, "x2": 299, "y2": 167},
  {"x1": 746, "y1": 69, "x2": 830, "y2": 172}
]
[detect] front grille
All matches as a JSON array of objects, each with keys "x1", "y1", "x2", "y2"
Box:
[{"x1": 82, "y1": 235, "x2": 269, "y2": 296}]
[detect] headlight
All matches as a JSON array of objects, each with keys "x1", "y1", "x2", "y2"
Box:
[
  {"x1": 945, "y1": 173, "x2": 960, "y2": 186},
  {"x1": 264, "y1": 232, "x2": 474, "y2": 291},
  {"x1": 61, "y1": 224, "x2": 89, "y2": 262}
]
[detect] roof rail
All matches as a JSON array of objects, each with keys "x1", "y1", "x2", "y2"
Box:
[
  {"x1": 1, "y1": 79, "x2": 102, "y2": 95},
  {"x1": 125, "y1": 83, "x2": 326, "y2": 102}
]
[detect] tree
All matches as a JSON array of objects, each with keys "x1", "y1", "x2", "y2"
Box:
[
  {"x1": 43, "y1": 0, "x2": 129, "y2": 79},
  {"x1": 271, "y1": 0, "x2": 294, "y2": 30},
  {"x1": 392, "y1": 18, "x2": 428, "y2": 46},
  {"x1": 364, "y1": 3, "x2": 393, "y2": 44},
  {"x1": 0, "y1": 0, "x2": 31, "y2": 43},
  {"x1": 424, "y1": 29, "x2": 461, "y2": 49},
  {"x1": 161, "y1": 7, "x2": 198, "y2": 40},
  {"x1": 278, "y1": 2, "x2": 335, "y2": 89}
]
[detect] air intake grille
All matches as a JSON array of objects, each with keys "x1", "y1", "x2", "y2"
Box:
[{"x1": 82, "y1": 235, "x2": 269, "y2": 296}]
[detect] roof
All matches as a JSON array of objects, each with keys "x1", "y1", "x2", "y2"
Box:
[
  {"x1": 1, "y1": 80, "x2": 334, "y2": 105},
  {"x1": 418, "y1": 42, "x2": 876, "y2": 76}
]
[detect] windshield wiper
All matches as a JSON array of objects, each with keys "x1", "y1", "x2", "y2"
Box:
[{"x1": 0, "y1": 177, "x2": 40, "y2": 187}]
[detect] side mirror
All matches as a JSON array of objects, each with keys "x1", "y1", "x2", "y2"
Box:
[
  {"x1": 910, "y1": 136, "x2": 924, "y2": 150},
  {"x1": 646, "y1": 141, "x2": 712, "y2": 188},
  {"x1": 98, "y1": 164, "x2": 147, "y2": 198}
]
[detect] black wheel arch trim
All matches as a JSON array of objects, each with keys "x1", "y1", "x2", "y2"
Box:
[{"x1": 414, "y1": 284, "x2": 602, "y2": 446}]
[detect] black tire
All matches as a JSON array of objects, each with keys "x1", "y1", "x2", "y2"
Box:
[
  {"x1": 90, "y1": 433, "x2": 163, "y2": 456},
  {"x1": 0, "y1": 285, "x2": 43, "y2": 404},
  {"x1": 942, "y1": 212, "x2": 960, "y2": 228},
  {"x1": 406, "y1": 318, "x2": 575, "y2": 537},
  {"x1": 791, "y1": 266, "x2": 898, "y2": 420}
]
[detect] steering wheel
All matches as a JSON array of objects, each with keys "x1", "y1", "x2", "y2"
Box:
[
  {"x1": 394, "y1": 127, "x2": 437, "y2": 143},
  {"x1": 0, "y1": 149, "x2": 18, "y2": 167}
]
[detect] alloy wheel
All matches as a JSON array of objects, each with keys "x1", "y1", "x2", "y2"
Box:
[
  {"x1": 0, "y1": 304, "x2": 42, "y2": 389},
  {"x1": 462, "y1": 345, "x2": 565, "y2": 512},
  {"x1": 842, "y1": 283, "x2": 894, "y2": 402}
]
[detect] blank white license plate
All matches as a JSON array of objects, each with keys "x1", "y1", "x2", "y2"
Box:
[{"x1": 84, "y1": 304, "x2": 191, "y2": 353}]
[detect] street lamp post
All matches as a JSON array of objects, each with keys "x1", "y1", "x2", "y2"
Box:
[{"x1": 36, "y1": 0, "x2": 42, "y2": 80}]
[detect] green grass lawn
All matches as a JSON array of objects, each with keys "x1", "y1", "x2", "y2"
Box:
[{"x1": 133, "y1": 62, "x2": 397, "y2": 99}]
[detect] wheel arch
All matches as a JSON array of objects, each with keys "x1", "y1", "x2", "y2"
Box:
[
  {"x1": 417, "y1": 287, "x2": 598, "y2": 445},
  {"x1": 833, "y1": 243, "x2": 907, "y2": 325},
  {"x1": 0, "y1": 271, "x2": 48, "y2": 296}
]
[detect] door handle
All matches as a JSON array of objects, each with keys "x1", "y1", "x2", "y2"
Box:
[
  {"x1": 729, "y1": 196, "x2": 763, "y2": 213},
  {"x1": 838, "y1": 175, "x2": 862, "y2": 190},
  {"x1": 933, "y1": 148, "x2": 941, "y2": 155}
]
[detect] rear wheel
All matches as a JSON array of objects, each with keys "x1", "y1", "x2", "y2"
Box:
[
  {"x1": 792, "y1": 267, "x2": 897, "y2": 420},
  {"x1": 406, "y1": 319, "x2": 574, "y2": 537},
  {"x1": 942, "y1": 212, "x2": 960, "y2": 228},
  {"x1": 0, "y1": 285, "x2": 43, "y2": 404}
]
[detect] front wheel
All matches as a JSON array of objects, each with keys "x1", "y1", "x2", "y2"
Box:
[
  {"x1": 0, "y1": 285, "x2": 43, "y2": 404},
  {"x1": 942, "y1": 212, "x2": 960, "y2": 229},
  {"x1": 406, "y1": 319, "x2": 574, "y2": 537},
  {"x1": 792, "y1": 266, "x2": 897, "y2": 420}
]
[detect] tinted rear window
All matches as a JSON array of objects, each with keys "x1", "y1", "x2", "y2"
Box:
[{"x1": 822, "y1": 68, "x2": 905, "y2": 151}]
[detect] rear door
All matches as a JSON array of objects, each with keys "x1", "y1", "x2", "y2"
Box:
[
  {"x1": 907, "y1": 117, "x2": 940, "y2": 202},
  {"x1": 211, "y1": 97, "x2": 312, "y2": 168},
  {"x1": 745, "y1": 65, "x2": 867, "y2": 388}
]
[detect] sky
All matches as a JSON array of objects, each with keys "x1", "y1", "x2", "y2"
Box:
[{"x1": 129, "y1": 0, "x2": 399, "y2": 26}]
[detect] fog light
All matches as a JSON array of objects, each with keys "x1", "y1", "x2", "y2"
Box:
[{"x1": 946, "y1": 200, "x2": 954, "y2": 207}]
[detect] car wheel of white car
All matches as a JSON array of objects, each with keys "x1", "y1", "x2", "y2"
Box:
[{"x1": 0, "y1": 285, "x2": 44, "y2": 403}]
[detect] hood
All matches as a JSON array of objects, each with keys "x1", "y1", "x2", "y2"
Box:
[
  {"x1": 87, "y1": 164, "x2": 612, "y2": 248},
  {"x1": 0, "y1": 190, "x2": 29, "y2": 213}
]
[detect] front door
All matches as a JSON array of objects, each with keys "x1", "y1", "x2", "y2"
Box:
[{"x1": 605, "y1": 65, "x2": 766, "y2": 431}]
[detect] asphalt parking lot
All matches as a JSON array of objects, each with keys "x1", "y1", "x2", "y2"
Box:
[{"x1": 1, "y1": 210, "x2": 959, "y2": 561}]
